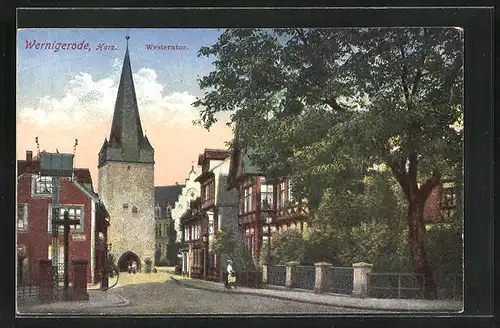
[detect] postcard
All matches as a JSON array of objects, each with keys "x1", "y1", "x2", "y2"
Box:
[{"x1": 16, "y1": 26, "x2": 464, "y2": 315}]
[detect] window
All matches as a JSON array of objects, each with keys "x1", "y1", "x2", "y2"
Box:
[
  {"x1": 132, "y1": 206, "x2": 138, "y2": 214},
  {"x1": 161, "y1": 243, "x2": 167, "y2": 259},
  {"x1": 260, "y1": 184, "x2": 274, "y2": 210},
  {"x1": 162, "y1": 223, "x2": 168, "y2": 237},
  {"x1": 156, "y1": 223, "x2": 162, "y2": 237},
  {"x1": 243, "y1": 186, "x2": 253, "y2": 213},
  {"x1": 17, "y1": 204, "x2": 28, "y2": 232},
  {"x1": 35, "y1": 176, "x2": 53, "y2": 194},
  {"x1": 155, "y1": 206, "x2": 160, "y2": 219},
  {"x1": 441, "y1": 181, "x2": 456, "y2": 220},
  {"x1": 279, "y1": 182, "x2": 287, "y2": 209},
  {"x1": 48, "y1": 205, "x2": 85, "y2": 233},
  {"x1": 207, "y1": 213, "x2": 214, "y2": 235},
  {"x1": 123, "y1": 203, "x2": 129, "y2": 210}
]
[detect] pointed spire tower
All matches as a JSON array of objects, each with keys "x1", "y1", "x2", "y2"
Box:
[
  {"x1": 99, "y1": 34, "x2": 154, "y2": 167},
  {"x1": 98, "y1": 32, "x2": 156, "y2": 272}
]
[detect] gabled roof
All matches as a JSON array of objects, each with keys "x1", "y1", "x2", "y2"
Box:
[
  {"x1": 155, "y1": 185, "x2": 185, "y2": 207},
  {"x1": 227, "y1": 139, "x2": 262, "y2": 189}
]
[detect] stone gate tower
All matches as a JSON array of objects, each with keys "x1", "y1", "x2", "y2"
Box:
[{"x1": 98, "y1": 36, "x2": 155, "y2": 271}]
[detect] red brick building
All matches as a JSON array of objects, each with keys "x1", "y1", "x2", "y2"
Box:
[
  {"x1": 17, "y1": 150, "x2": 109, "y2": 286},
  {"x1": 424, "y1": 179, "x2": 457, "y2": 224}
]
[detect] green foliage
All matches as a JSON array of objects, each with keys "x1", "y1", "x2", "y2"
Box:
[
  {"x1": 211, "y1": 228, "x2": 257, "y2": 271},
  {"x1": 210, "y1": 228, "x2": 237, "y2": 259},
  {"x1": 264, "y1": 230, "x2": 306, "y2": 265},
  {"x1": 196, "y1": 28, "x2": 463, "y2": 282},
  {"x1": 107, "y1": 253, "x2": 119, "y2": 272}
]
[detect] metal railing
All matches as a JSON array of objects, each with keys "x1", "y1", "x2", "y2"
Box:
[
  {"x1": 435, "y1": 274, "x2": 463, "y2": 300},
  {"x1": 327, "y1": 266, "x2": 354, "y2": 295},
  {"x1": 295, "y1": 265, "x2": 315, "y2": 290},
  {"x1": 267, "y1": 265, "x2": 286, "y2": 286},
  {"x1": 367, "y1": 272, "x2": 424, "y2": 299}
]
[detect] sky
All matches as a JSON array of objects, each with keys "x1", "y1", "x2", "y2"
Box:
[{"x1": 17, "y1": 28, "x2": 233, "y2": 186}]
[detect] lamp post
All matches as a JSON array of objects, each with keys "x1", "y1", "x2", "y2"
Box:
[
  {"x1": 263, "y1": 214, "x2": 273, "y2": 263},
  {"x1": 202, "y1": 234, "x2": 209, "y2": 279}
]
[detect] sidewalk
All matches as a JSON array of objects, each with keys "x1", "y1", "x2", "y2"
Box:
[
  {"x1": 170, "y1": 275, "x2": 463, "y2": 313},
  {"x1": 17, "y1": 290, "x2": 131, "y2": 313}
]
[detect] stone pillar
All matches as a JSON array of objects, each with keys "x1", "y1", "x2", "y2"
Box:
[
  {"x1": 262, "y1": 265, "x2": 268, "y2": 284},
  {"x1": 71, "y1": 259, "x2": 89, "y2": 301},
  {"x1": 314, "y1": 262, "x2": 332, "y2": 294},
  {"x1": 352, "y1": 262, "x2": 373, "y2": 298},
  {"x1": 39, "y1": 259, "x2": 53, "y2": 301},
  {"x1": 285, "y1": 261, "x2": 299, "y2": 289}
]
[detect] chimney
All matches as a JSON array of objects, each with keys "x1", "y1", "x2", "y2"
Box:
[{"x1": 26, "y1": 150, "x2": 33, "y2": 163}]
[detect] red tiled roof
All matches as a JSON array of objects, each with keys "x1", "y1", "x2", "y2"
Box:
[{"x1": 73, "y1": 168, "x2": 93, "y2": 185}]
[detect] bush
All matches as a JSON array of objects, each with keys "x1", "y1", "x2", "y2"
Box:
[
  {"x1": 144, "y1": 257, "x2": 153, "y2": 273},
  {"x1": 265, "y1": 230, "x2": 306, "y2": 265},
  {"x1": 174, "y1": 264, "x2": 182, "y2": 275}
]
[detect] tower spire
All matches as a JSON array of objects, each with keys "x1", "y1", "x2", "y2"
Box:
[{"x1": 99, "y1": 32, "x2": 154, "y2": 166}]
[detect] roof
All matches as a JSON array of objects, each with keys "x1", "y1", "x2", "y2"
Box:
[
  {"x1": 18, "y1": 156, "x2": 94, "y2": 189},
  {"x1": 73, "y1": 168, "x2": 93, "y2": 185},
  {"x1": 99, "y1": 39, "x2": 153, "y2": 166},
  {"x1": 197, "y1": 149, "x2": 231, "y2": 165},
  {"x1": 227, "y1": 139, "x2": 262, "y2": 189},
  {"x1": 155, "y1": 185, "x2": 185, "y2": 207}
]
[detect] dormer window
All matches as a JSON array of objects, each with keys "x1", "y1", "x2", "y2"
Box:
[
  {"x1": 123, "y1": 203, "x2": 129, "y2": 210},
  {"x1": 132, "y1": 206, "x2": 138, "y2": 214},
  {"x1": 34, "y1": 176, "x2": 54, "y2": 195}
]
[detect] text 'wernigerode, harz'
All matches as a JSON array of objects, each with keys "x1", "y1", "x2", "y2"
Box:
[{"x1": 24, "y1": 40, "x2": 117, "y2": 52}]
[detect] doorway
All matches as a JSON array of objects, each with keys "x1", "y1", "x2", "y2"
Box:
[{"x1": 118, "y1": 251, "x2": 141, "y2": 272}]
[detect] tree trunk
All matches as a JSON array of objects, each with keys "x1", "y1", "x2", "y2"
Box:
[
  {"x1": 407, "y1": 193, "x2": 437, "y2": 299},
  {"x1": 390, "y1": 156, "x2": 440, "y2": 299}
]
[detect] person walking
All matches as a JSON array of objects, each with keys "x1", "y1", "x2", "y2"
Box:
[{"x1": 226, "y1": 260, "x2": 236, "y2": 289}]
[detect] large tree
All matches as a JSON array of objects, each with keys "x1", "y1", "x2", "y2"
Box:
[{"x1": 194, "y1": 28, "x2": 463, "y2": 298}]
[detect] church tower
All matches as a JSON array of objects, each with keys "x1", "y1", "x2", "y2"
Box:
[{"x1": 98, "y1": 35, "x2": 155, "y2": 271}]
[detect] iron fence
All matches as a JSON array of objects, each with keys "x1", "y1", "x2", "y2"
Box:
[
  {"x1": 327, "y1": 266, "x2": 354, "y2": 295},
  {"x1": 267, "y1": 265, "x2": 286, "y2": 286},
  {"x1": 295, "y1": 265, "x2": 315, "y2": 290},
  {"x1": 435, "y1": 274, "x2": 463, "y2": 300},
  {"x1": 367, "y1": 272, "x2": 424, "y2": 299}
]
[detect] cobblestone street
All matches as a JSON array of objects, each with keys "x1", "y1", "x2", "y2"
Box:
[{"x1": 18, "y1": 278, "x2": 367, "y2": 315}]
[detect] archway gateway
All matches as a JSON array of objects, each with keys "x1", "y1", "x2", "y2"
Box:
[{"x1": 117, "y1": 251, "x2": 141, "y2": 272}]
